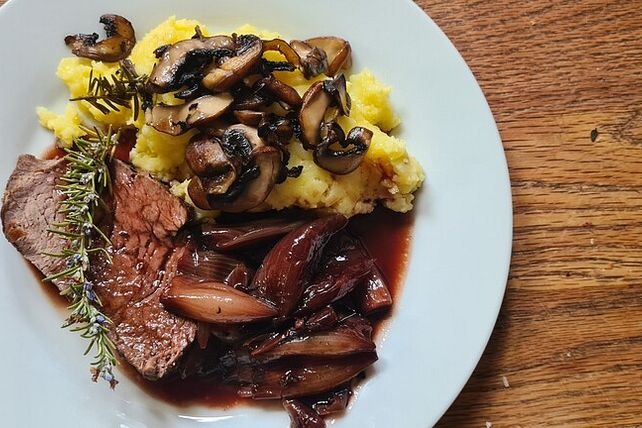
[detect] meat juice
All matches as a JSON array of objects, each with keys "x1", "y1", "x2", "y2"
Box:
[{"x1": 39, "y1": 144, "x2": 415, "y2": 407}]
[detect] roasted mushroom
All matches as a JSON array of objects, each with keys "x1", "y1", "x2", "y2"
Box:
[
  {"x1": 297, "y1": 75, "x2": 371, "y2": 174},
  {"x1": 306, "y1": 37, "x2": 352, "y2": 77},
  {"x1": 290, "y1": 40, "x2": 328, "y2": 78},
  {"x1": 255, "y1": 75, "x2": 303, "y2": 109},
  {"x1": 258, "y1": 113, "x2": 296, "y2": 148},
  {"x1": 65, "y1": 14, "x2": 136, "y2": 62},
  {"x1": 187, "y1": 125, "x2": 283, "y2": 213},
  {"x1": 263, "y1": 38, "x2": 302, "y2": 67},
  {"x1": 185, "y1": 133, "x2": 236, "y2": 177},
  {"x1": 313, "y1": 126, "x2": 372, "y2": 175},
  {"x1": 145, "y1": 93, "x2": 234, "y2": 135},
  {"x1": 202, "y1": 35, "x2": 263, "y2": 92},
  {"x1": 234, "y1": 110, "x2": 265, "y2": 127},
  {"x1": 148, "y1": 35, "x2": 235, "y2": 92},
  {"x1": 298, "y1": 81, "x2": 333, "y2": 149}
]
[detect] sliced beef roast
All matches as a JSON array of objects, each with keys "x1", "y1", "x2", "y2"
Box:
[{"x1": 1, "y1": 155, "x2": 196, "y2": 380}]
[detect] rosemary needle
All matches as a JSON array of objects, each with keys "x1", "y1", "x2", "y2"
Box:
[
  {"x1": 70, "y1": 60, "x2": 150, "y2": 121},
  {"x1": 44, "y1": 126, "x2": 119, "y2": 388}
]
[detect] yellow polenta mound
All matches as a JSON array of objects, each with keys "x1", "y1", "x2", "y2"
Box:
[{"x1": 38, "y1": 17, "x2": 424, "y2": 216}]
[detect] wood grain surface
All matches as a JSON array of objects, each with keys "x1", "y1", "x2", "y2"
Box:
[
  {"x1": 411, "y1": 1, "x2": 642, "y2": 427},
  {"x1": 2, "y1": 0, "x2": 641, "y2": 426}
]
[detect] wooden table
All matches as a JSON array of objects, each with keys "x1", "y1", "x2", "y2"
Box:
[
  {"x1": 3, "y1": 0, "x2": 641, "y2": 425},
  {"x1": 412, "y1": 1, "x2": 642, "y2": 426}
]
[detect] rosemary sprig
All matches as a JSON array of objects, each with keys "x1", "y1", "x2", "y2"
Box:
[
  {"x1": 44, "y1": 126, "x2": 119, "y2": 388},
  {"x1": 70, "y1": 60, "x2": 150, "y2": 121}
]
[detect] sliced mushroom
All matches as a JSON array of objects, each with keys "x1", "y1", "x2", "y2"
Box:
[
  {"x1": 188, "y1": 125, "x2": 283, "y2": 213},
  {"x1": 306, "y1": 37, "x2": 352, "y2": 76},
  {"x1": 148, "y1": 35, "x2": 235, "y2": 92},
  {"x1": 323, "y1": 74, "x2": 351, "y2": 116},
  {"x1": 210, "y1": 145, "x2": 282, "y2": 213},
  {"x1": 234, "y1": 110, "x2": 265, "y2": 127},
  {"x1": 202, "y1": 35, "x2": 263, "y2": 92},
  {"x1": 185, "y1": 133, "x2": 240, "y2": 185},
  {"x1": 283, "y1": 400, "x2": 326, "y2": 428},
  {"x1": 290, "y1": 40, "x2": 328, "y2": 78},
  {"x1": 64, "y1": 14, "x2": 136, "y2": 62},
  {"x1": 298, "y1": 75, "x2": 351, "y2": 147},
  {"x1": 262, "y1": 39, "x2": 302, "y2": 66},
  {"x1": 258, "y1": 114, "x2": 296, "y2": 148},
  {"x1": 145, "y1": 93, "x2": 233, "y2": 135},
  {"x1": 313, "y1": 126, "x2": 372, "y2": 175},
  {"x1": 256, "y1": 76, "x2": 303, "y2": 109},
  {"x1": 298, "y1": 82, "x2": 333, "y2": 149}
]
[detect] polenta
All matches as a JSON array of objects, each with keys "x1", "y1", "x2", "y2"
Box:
[{"x1": 38, "y1": 17, "x2": 424, "y2": 217}]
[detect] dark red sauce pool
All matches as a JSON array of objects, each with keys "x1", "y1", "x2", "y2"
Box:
[{"x1": 38, "y1": 144, "x2": 415, "y2": 408}]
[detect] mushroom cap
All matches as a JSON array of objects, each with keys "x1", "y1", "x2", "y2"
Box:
[
  {"x1": 148, "y1": 35, "x2": 235, "y2": 92},
  {"x1": 188, "y1": 125, "x2": 283, "y2": 213},
  {"x1": 313, "y1": 126, "x2": 372, "y2": 175},
  {"x1": 306, "y1": 37, "x2": 352, "y2": 76},
  {"x1": 145, "y1": 93, "x2": 234, "y2": 136},
  {"x1": 64, "y1": 14, "x2": 136, "y2": 62},
  {"x1": 290, "y1": 40, "x2": 328, "y2": 78},
  {"x1": 298, "y1": 81, "x2": 333, "y2": 149},
  {"x1": 202, "y1": 36, "x2": 264, "y2": 92}
]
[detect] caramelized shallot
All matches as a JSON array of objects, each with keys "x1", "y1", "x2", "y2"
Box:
[
  {"x1": 312, "y1": 388, "x2": 351, "y2": 416},
  {"x1": 283, "y1": 400, "x2": 326, "y2": 428},
  {"x1": 225, "y1": 264, "x2": 254, "y2": 291},
  {"x1": 251, "y1": 317, "x2": 375, "y2": 362},
  {"x1": 296, "y1": 240, "x2": 373, "y2": 315},
  {"x1": 237, "y1": 352, "x2": 377, "y2": 399},
  {"x1": 201, "y1": 218, "x2": 306, "y2": 251},
  {"x1": 161, "y1": 275, "x2": 277, "y2": 324},
  {"x1": 177, "y1": 248, "x2": 243, "y2": 281},
  {"x1": 353, "y1": 265, "x2": 393, "y2": 315},
  {"x1": 250, "y1": 215, "x2": 348, "y2": 316}
]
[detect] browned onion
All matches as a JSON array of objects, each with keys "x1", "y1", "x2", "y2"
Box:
[
  {"x1": 161, "y1": 275, "x2": 277, "y2": 324},
  {"x1": 225, "y1": 264, "x2": 254, "y2": 291},
  {"x1": 201, "y1": 218, "x2": 306, "y2": 251},
  {"x1": 237, "y1": 352, "x2": 377, "y2": 399},
  {"x1": 353, "y1": 266, "x2": 393, "y2": 315},
  {"x1": 296, "y1": 306, "x2": 339, "y2": 333},
  {"x1": 283, "y1": 399, "x2": 326, "y2": 428},
  {"x1": 312, "y1": 388, "x2": 351, "y2": 416},
  {"x1": 177, "y1": 248, "x2": 243, "y2": 281},
  {"x1": 251, "y1": 317, "x2": 375, "y2": 361},
  {"x1": 295, "y1": 240, "x2": 373, "y2": 315},
  {"x1": 250, "y1": 215, "x2": 348, "y2": 316}
]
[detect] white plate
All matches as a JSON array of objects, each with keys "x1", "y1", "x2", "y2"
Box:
[{"x1": 0, "y1": 0, "x2": 512, "y2": 426}]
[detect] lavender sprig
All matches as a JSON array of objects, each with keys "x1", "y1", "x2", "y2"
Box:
[{"x1": 43, "y1": 126, "x2": 119, "y2": 388}]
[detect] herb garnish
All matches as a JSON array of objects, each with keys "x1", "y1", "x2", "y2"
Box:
[
  {"x1": 43, "y1": 127, "x2": 119, "y2": 387},
  {"x1": 70, "y1": 60, "x2": 150, "y2": 121}
]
